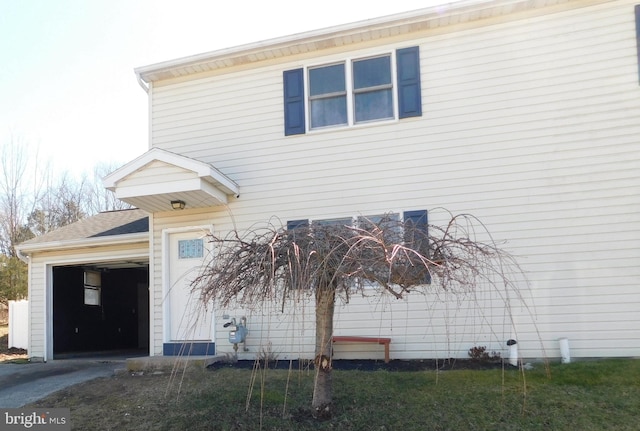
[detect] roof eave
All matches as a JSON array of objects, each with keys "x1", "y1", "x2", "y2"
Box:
[
  {"x1": 15, "y1": 232, "x2": 149, "y2": 256},
  {"x1": 134, "y1": 0, "x2": 598, "y2": 83},
  {"x1": 135, "y1": 3, "x2": 451, "y2": 82}
]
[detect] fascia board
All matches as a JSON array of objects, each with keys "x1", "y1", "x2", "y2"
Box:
[
  {"x1": 15, "y1": 232, "x2": 149, "y2": 255},
  {"x1": 201, "y1": 165, "x2": 239, "y2": 196},
  {"x1": 115, "y1": 178, "x2": 201, "y2": 199},
  {"x1": 199, "y1": 179, "x2": 228, "y2": 204}
]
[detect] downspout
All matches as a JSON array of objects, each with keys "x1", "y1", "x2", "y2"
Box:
[
  {"x1": 14, "y1": 247, "x2": 36, "y2": 361},
  {"x1": 135, "y1": 71, "x2": 153, "y2": 150},
  {"x1": 15, "y1": 247, "x2": 29, "y2": 264}
]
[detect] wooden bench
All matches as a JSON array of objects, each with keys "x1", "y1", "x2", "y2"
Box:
[{"x1": 332, "y1": 336, "x2": 392, "y2": 363}]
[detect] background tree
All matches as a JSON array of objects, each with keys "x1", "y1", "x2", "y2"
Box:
[
  {"x1": 0, "y1": 135, "x2": 130, "y2": 305},
  {"x1": 85, "y1": 162, "x2": 133, "y2": 214},
  {"x1": 0, "y1": 136, "x2": 42, "y2": 305},
  {"x1": 196, "y1": 211, "x2": 525, "y2": 418},
  {"x1": 27, "y1": 171, "x2": 86, "y2": 236},
  {"x1": 0, "y1": 136, "x2": 43, "y2": 256},
  {"x1": 0, "y1": 255, "x2": 28, "y2": 306}
]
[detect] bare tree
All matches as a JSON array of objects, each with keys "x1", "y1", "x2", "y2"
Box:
[
  {"x1": 25, "y1": 162, "x2": 131, "y2": 237},
  {"x1": 0, "y1": 135, "x2": 48, "y2": 304},
  {"x1": 195, "y1": 210, "x2": 526, "y2": 418},
  {"x1": 86, "y1": 162, "x2": 132, "y2": 214},
  {"x1": 0, "y1": 135, "x2": 129, "y2": 305},
  {"x1": 0, "y1": 136, "x2": 46, "y2": 256},
  {"x1": 26, "y1": 171, "x2": 87, "y2": 236}
]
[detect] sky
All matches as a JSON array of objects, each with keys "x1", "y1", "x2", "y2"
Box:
[{"x1": 0, "y1": 0, "x2": 452, "y2": 177}]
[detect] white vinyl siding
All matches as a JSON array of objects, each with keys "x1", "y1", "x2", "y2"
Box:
[
  {"x1": 143, "y1": 1, "x2": 640, "y2": 360},
  {"x1": 118, "y1": 160, "x2": 198, "y2": 188}
]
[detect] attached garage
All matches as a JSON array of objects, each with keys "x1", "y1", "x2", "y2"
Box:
[
  {"x1": 16, "y1": 209, "x2": 150, "y2": 361},
  {"x1": 51, "y1": 265, "x2": 148, "y2": 358}
]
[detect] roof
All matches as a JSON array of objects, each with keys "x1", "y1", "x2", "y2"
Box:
[
  {"x1": 102, "y1": 148, "x2": 240, "y2": 213},
  {"x1": 16, "y1": 209, "x2": 149, "y2": 254},
  {"x1": 135, "y1": 0, "x2": 598, "y2": 83}
]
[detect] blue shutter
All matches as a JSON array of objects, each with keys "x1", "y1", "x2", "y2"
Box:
[
  {"x1": 403, "y1": 209, "x2": 430, "y2": 284},
  {"x1": 287, "y1": 219, "x2": 309, "y2": 242},
  {"x1": 283, "y1": 69, "x2": 306, "y2": 135},
  {"x1": 636, "y1": 5, "x2": 640, "y2": 84},
  {"x1": 396, "y1": 47, "x2": 422, "y2": 118},
  {"x1": 403, "y1": 210, "x2": 428, "y2": 239}
]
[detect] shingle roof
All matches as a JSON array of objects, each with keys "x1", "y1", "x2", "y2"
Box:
[{"x1": 18, "y1": 209, "x2": 149, "y2": 246}]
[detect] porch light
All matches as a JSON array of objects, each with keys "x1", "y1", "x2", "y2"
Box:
[{"x1": 171, "y1": 200, "x2": 186, "y2": 210}]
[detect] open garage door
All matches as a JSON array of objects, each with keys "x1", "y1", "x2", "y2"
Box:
[{"x1": 52, "y1": 263, "x2": 149, "y2": 358}]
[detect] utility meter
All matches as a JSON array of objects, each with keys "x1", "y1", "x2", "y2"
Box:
[
  {"x1": 229, "y1": 326, "x2": 248, "y2": 344},
  {"x1": 224, "y1": 317, "x2": 248, "y2": 347}
]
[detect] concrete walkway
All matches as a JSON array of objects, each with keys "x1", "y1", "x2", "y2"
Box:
[{"x1": 0, "y1": 359, "x2": 124, "y2": 408}]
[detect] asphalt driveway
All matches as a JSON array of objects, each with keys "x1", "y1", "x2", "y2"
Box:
[{"x1": 0, "y1": 359, "x2": 124, "y2": 407}]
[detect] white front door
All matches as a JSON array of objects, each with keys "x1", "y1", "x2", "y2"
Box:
[{"x1": 167, "y1": 231, "x2": 214, "y2": 342}]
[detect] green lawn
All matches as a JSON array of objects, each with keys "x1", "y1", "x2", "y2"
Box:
[{"x1": 27, "y1": 359, "x2": 640, "y2": 431}]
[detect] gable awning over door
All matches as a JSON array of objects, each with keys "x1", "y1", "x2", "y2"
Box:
[{"x1": 103, "y1": 148, "x2": 239, "y2": 213}]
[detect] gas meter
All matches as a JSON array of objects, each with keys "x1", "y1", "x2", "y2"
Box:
[{"x1": 223, "y1": 317, "x2": 248, "y2": 354}]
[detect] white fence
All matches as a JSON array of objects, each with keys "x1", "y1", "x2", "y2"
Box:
[{"x1": 8, "y1": 300, "x2": 28, "y2": 350}]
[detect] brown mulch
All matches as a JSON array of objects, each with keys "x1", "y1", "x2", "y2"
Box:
[
  {"x1": 0, "y1": 331, "x2": 28, "y2": 363},
  {"x1": 209, "y1": 358, "x2": 509, "y2": 372}
]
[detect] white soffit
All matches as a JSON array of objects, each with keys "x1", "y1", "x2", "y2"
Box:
[{"x1": 103, "y1": 148, "x2": 239, "y2": 213}]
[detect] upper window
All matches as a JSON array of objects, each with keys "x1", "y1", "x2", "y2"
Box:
[
  {"x1": 284, "y1": 46, "x2": 421, "y2": 135},
  {"x1": 309, "y1": 63, "x2": 347, "y2": 128},
  {"x1": 352, "y1": 56, "x2": 393, "y2": 123}
]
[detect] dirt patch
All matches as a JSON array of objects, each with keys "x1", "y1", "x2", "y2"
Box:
[{"x1": 0, "y1": 325, "x2": 28, "y2": 363}]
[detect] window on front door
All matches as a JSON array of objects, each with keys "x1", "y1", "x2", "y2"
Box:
[{"x1": 178, "y1": 239, "x2": 204, "y2": 259}]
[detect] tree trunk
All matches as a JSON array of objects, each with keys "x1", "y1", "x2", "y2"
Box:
[{"x1": 312, "y1": 282, "x2": 335, "y2": 418}]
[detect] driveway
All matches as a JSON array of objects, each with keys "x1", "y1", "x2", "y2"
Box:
[{"x1": 0, "y1": 359, "x2": 124, "y2": 407}]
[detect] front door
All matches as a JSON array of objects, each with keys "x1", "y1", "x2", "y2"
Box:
[{"x1": 167, "y1": 231, "x2": 214, "y2": 344}]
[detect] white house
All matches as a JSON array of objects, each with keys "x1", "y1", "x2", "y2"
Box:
[{"x1": 17, "y1": 0, "x2": 640, "y2": 363}]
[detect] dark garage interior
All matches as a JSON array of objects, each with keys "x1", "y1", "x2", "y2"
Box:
[{"x1": 53, "y1": 265, "x2": 149, "y2": 358}]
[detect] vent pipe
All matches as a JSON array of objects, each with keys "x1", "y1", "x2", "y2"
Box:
[{"x1": 559, "y1": 338, "x2": 571, "y2": 364}]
